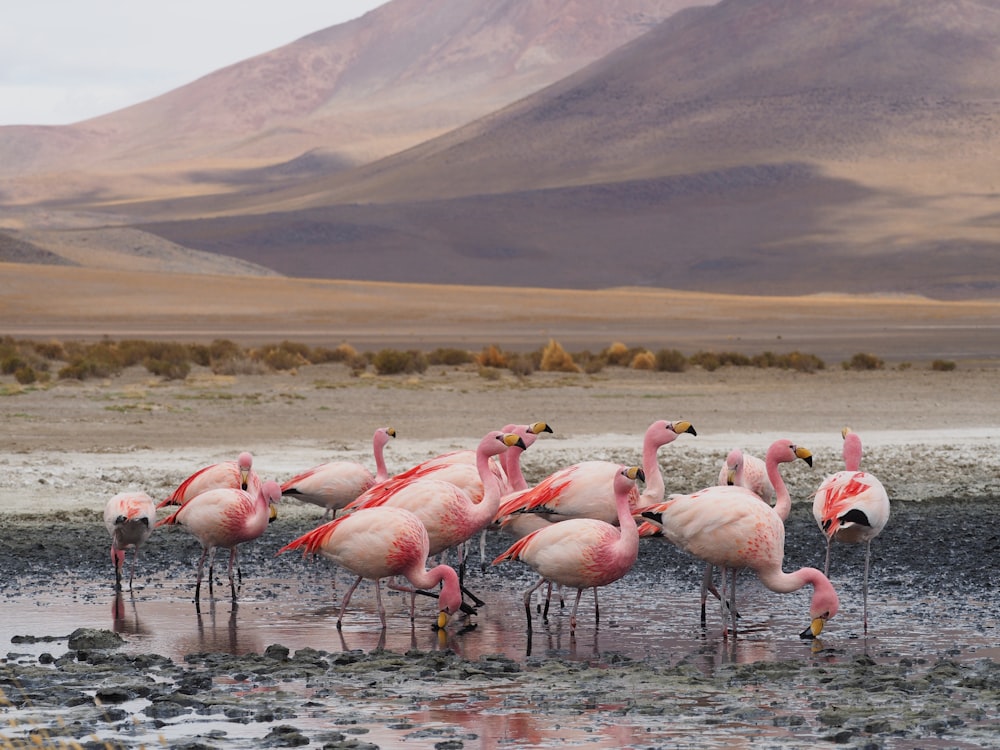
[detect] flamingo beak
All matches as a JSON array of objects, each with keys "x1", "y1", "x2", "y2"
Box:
[
  {"x1": 530, "y1": 422, "x2": 554, "y2": 435},
  {"x1": 726, "y1": 467, "x2": 737, "y2": 485},
  {"x1": 240, "y1": 469, "x2": 250, "y2": 491},
  {"x1": 437, "y1": 610, "x2": 450, "y2": 630},
  {"x1": 795, "y1": 446, "x2": 814, "y2": 467},
  {"x1": 268, "y1": 503, "x2": 278, "y2": 523},
  {"x1": 673, "y1": 420, "x2": 697, "y2": 436},
  {"x1": 800, "y1": 616, "x2": 826, "y2": 639},
  {"x1": 502, "y1": 433, "x2": 528, "y2": 450}
]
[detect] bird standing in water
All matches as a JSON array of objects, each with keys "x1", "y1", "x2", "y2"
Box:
[
  {"x1": 813, "y1": 427, "x2": 889, "y2": 633},
  {"x1": 104, "y1": 490, "x2": 157, "y2": 592}
]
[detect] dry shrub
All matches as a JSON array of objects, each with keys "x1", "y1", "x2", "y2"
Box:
[
  {"x1": 630, "y1": 350, "x2": 656, "y2": 370},
  {"x1": 540, "y1": 339, "x2": 580, "y2": 373},
  {"x1": 506, "y1": 353, "x2": 535, "y2": 376},
  {"x1": 604, "y1": 342, "x2": 632, "y2": 367},
  {"x1": 477, "y1": 345, "x2": 508, "y2": 368},
  {"x1": 931, "y1": 359, "x2": 956, "y2": 371},
  {"x1": 843, "y1": 352, "x2": 883, "y2": 371},
  {"x1": 654, "y1": 348, "x2": 687, "y2": 372},
  {"x1": 372, "y1": 349, "x2": 428, "y2": 375},
  {"x1": 428, "y1": 347, "x2": 474, "y2": 366}
]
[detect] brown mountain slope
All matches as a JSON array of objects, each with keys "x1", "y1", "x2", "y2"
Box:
[
  {"x1": 127, "y1": 0, "x2": 1000, "y2": 299},
  {"x1": 0, "y1": 0, "x2": 703, "y2": 204}
]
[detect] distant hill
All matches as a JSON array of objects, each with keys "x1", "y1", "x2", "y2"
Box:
[{"x1": 2, "y1": 0, "x2": 999, "y2": 299}]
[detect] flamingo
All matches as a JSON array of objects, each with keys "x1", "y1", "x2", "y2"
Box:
[
  {"x1": 157, "y1": 480, "x2": 282, "y2": 605},
  {"x1": 346, "y1": 431, "x2": 525, "y2": 591},
  {"x1": 103, "y1": 490, "x2": 157, "y2": 592},
  {"x1": 278, "y1": 506, "x2": 466, "y2": 630},
  {"x1": 493, "y1": 465, "x2": 644, "y2": 633},
  {"x1": 693, "y1": 447, "x2": 780, "y2": 622},
  {"x1": 639, "y1": 439, "x2": 839, "y2": 639},
  {"x1": 501, "y1": 422, "x2": 553, "y2": 493},
  {"x1": 280, "y1": 427, "x2": 396, "y2": 518},
  {"x1": 719, "y1": 448, "x2": 775, "y2": 505},
  {"x1": 158, "y1": 451, "x2": 262, "y2": 508},
  {"x1": 495, "y1": 419, "x2": 696, "y2": 525},
  {"x1": 813, "y1": 427, "x2": 890, "y2": 633}
]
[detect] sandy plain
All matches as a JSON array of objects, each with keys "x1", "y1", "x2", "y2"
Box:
[{"x1": 1, "y1": 266, "x2": 999, "y2": 748}]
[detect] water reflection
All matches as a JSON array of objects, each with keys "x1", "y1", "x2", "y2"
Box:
[{"x1": 111, "y1": 593, "x2": 150, "y2": 636}]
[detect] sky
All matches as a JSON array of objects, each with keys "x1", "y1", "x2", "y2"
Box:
[{"x1": 0, "y1": 1, "x2": 387, "y2": 126}]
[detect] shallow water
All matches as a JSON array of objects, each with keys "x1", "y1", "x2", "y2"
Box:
[{"x1": 2, "y1": 484, "x2": 999, "y2": 748}]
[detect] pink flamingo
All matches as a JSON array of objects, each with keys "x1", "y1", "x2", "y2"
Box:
[
  {"x1": 104, "y1": 490, "x2": 157, "y2": 592},
  {"x1": 281, "y1": 427, "x2": 396, "y2": 518},
  {"x1": 157, "y1": 480, "x2": 282, "y2": 605},
  {"x1": 158, "y1": 451, "x2": 261, "y2": 508},
  {"x1": 493, "y1": 465, "x2": 644, "y2": 633},
  {"x1": 695, "y1": 447, "x2": 780, "y2": 622},
  {"x1": 278, "y1": 506, "x2": 465, "y2": 630},
  {"x1": 719, "y1": 448, "x2": 775, "y2": 505},
  {"x1": 346, "y1": 431, "x2": 525, "y2": 597},
  {"x1": 495, "y1": 419, "x2": 696, "y2": 525},
  {"x1": 640, "y1": 439, "x2": 839, "y2": 639},
  {"x1": 813, "y1": 427, "x2": 890, "y2": 633}
]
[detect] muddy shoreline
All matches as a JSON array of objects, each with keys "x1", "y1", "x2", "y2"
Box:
[{"x1": 2, "y1": 364, "x2": 999, "y2": 748}]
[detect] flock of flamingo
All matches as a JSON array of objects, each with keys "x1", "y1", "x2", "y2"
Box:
[{"x1": 103, "y1": 420, "x2": 890, "y2": 640}]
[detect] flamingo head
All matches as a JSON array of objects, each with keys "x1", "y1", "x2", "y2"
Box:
[
  {"x1": 767, "y1": 439, "x2": 813, "y2": 468},
  {"x1": 723, "y1": 448, "x2": 744, "y2": 485},
  {"x1": 375, "y1": 426, "x2": 397, "y2": 448},
  {"x1": 799, "y1": 571, "x2": 840, "y2": 639},
  {"x1": 484, "y1": 431, "x2": 527, "y2": 457},
  {"x1": 259, "y1": 480, "x2": 282, "y2": 522},
  {"x1": 434, "y1": 565, "x2": 467, "y2": 629},
  {"x1": 648, "y1": 420, "x2": 697, "y2": 450},
  {"x1": 238, "y1": 451, "x2": 254, "y2": 490}
]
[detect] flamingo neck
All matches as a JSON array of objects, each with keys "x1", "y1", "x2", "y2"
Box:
[
  {"x1": 758, "y1": 566, "x2": 838, "y2": 618},
  {"x1": 765, "y1": 446, "x2": 792, "y2": 522},
  {"x1": 373, "y1": 434, "x2": 389, "y2": 483},
  {"x1": 477, "y1": 448, "x2": 504, "y2": 511},
  {"x1": 640, "y1": 437, "x2": 667, "y2": 504},
  {"x1": 615, "y1": 483, "x2": 641, "y2": 552},
  {"x1": 843, "y1": 434, "x2": 863, "y2": 472},
  {"x1": 504, "y1": 448, "x2": 528, "y2": 492}
]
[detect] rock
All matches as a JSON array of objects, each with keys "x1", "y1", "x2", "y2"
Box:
[{"x1": 67, "y1": 628, "x2": 124, "y2": 650}]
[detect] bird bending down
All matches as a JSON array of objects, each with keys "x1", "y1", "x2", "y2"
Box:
[
  {"x1": 493, "y1": 465, "x2": 644, "y2": 633},
  {"x1": 158, "y1": 451, "x2": 262, "y2": 508},
  {"x1": 281, "y1": 427, "x2": 396, "y2": 518},
  {"x1": 813, "y1": 427, "x2": 889, "y2": 633},
  {"x1": 340, "y1": 431, "x2": 525, "y2": 602},
  {"x1": 695, "y1": 445, "x2": 784, "y2": 623},
  {"x1": 104, "y1": 491, "x2": 157, "y2": 592},
  {"x1": 640, "y1": 440, "x2": 839, "y2": 639},
  {"x1": 495, "y1": 420, "x2": 696, "y2": 525},
  {"x1": 157, "y1": 480, "x2": 282, "y2": 605},
  {"x1": 278, "y1": 506, "x2": 465, "y2": 630}
]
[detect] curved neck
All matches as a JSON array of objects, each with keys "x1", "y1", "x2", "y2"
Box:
[
  {"x1": 640, "y1": 438, "x2": 666, "y2": 504},
  {"x1": 765, "y1": 447, "x2": 792, "y2": 522},
  {"x1": 615, "y1": 482, "x2": 640, "y2": 549},
  {"x1": 504, "y1": 447, "x2": 528, "y2": 492},
  {"x1": 477, "y1": 448, "x2": 504, "y2": 511},
  {"x1": 373, "y1": 434, "x2": 389, "y2": 483}
]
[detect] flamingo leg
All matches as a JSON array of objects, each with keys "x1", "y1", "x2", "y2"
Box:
[
  {"x1": 570, "y1": 588, "x2": 584, "y2": 633},
  {"x1": 337, "y1": 575, "x2": 364, "y2": 630},
  {"x1": 863, "y1": 540, "x2": 872, "y2": 634},
  {"x1": 227, "y1": 547, "x2": 239, "y2": 600},
  {"x1": 823, "y1": 536, "x2": 833, "y2": 577},
  {"x1": 374, "y1": 578, "x2": 387, "y2": 630},
  {"x1": 592, "y1": 587, "x2": 600, "y2": 629},
  {"x1": 729, "y1": 568, "x2": 739, "y2": 638},
  {"x1": 479, "y1": 529, "x2": 488, "y2": 572},
  {"x1": 127, "y1": 549, "x2": 138, "y2": 593},
  {"x1": 700, "y1": 564, "x2": 714, "y2": 626},
  {"x1": 523, "y1": 577, "x2": 548, "y2": 631},
  {"x1": 194, "y1": 547, "x2": 210, "y2": 604}
]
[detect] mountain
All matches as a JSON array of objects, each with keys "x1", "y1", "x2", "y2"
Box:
[
  {"x1": 0, "y1": 0, "x2": 702, "y2": 204},
  {"x1": 3, "y1": 0, "x2": 1000, "y2": 299}
]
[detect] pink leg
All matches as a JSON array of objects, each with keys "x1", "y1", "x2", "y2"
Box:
[
  {"x1": 570, "y1": 588, "x2": 584, "y2": 633},
  {"x1": 337, "y1": 575, "x2": 364, "y2": 630}
]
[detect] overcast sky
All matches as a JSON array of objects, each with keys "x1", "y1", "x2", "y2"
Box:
[{"x1": 0, "y1": 1, "x2": 387, "y2": 126}]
